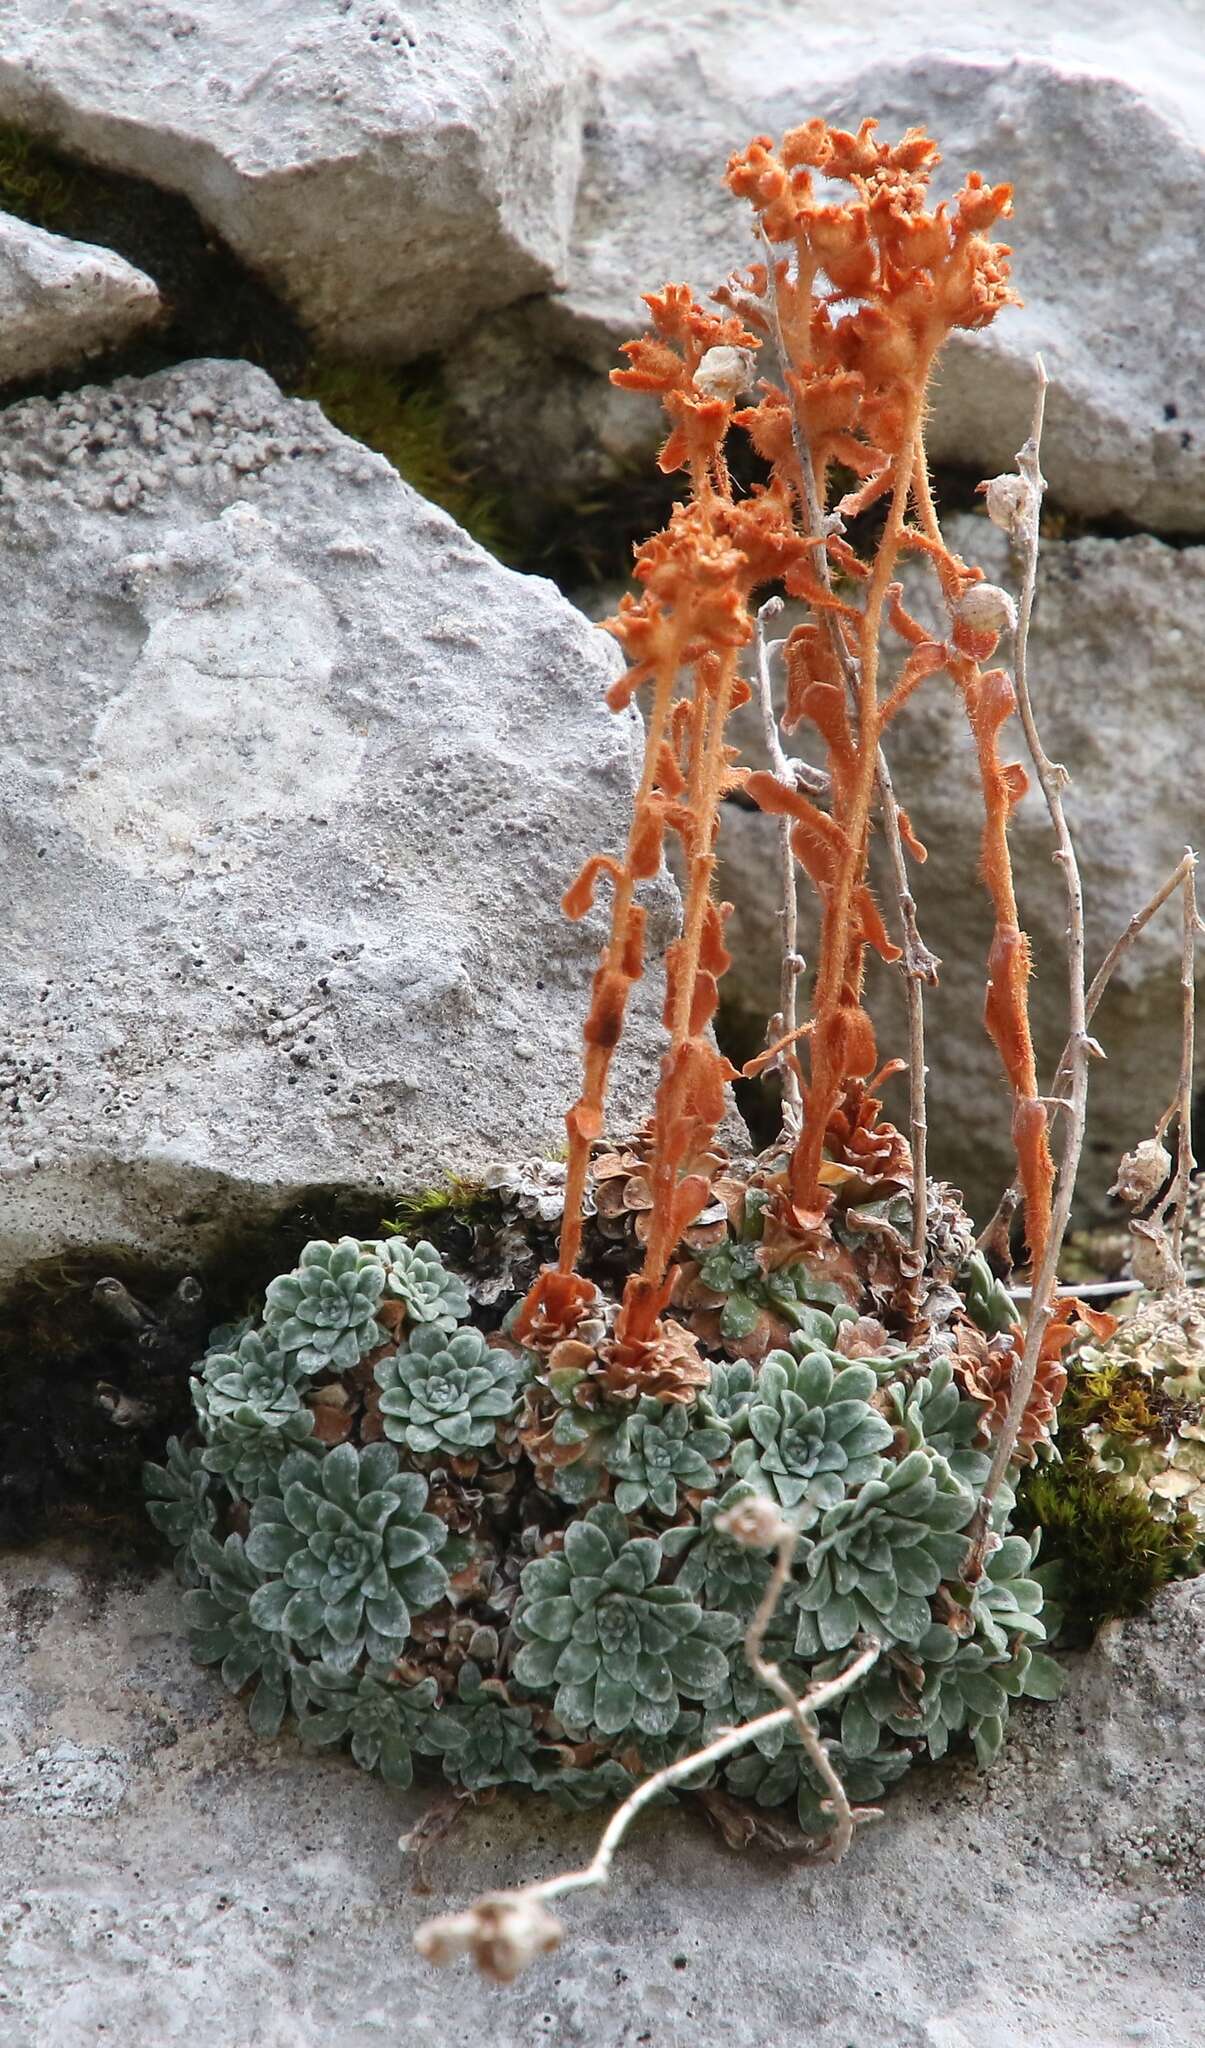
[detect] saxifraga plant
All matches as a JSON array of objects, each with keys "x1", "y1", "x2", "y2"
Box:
[{"x1": 141, "y1": 108, "x2": 1199, "y2": 1991}]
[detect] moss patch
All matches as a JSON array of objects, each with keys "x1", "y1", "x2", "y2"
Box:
[
  {"x1": 0, "y1": 122, "x2": 83, "y2": 230},
  {"x1": 1016, "y1": 1446, "x2": 1202, "y2": 1645},
  {"x1": 296, "y1": 360, "x2": 512, "y2": 556}
]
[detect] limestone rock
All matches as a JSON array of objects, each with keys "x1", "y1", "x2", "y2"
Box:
[
  {"x1": 0, "y1": 359, "x2": 676, "y2": 1293},
  {"x1": 0, "y1": 0, "x2": 584, "y2": 356},
  {"x1": 0, "y1": 208, "x2": 159, "y2": 383},
  {"x1": 712, "y1": 514, "x2": 1205, "y2": 1219},
  {"x1": 449, "y1": 0, "x2": 1205, "y2": 528},
  {"x1": 2, "y1": 1542, "x2": 1202, "y2": 2045}
]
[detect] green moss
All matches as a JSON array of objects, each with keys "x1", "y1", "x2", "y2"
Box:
[
  {"x1": 1017, "y1": 1447, "x2": 1202, "y2": 1645},
  {"x1": 1058, "y1": 1361, "x2": 1163, "y2": 1438},
  {"x1": 296, "y1": 360, "x2": 513, "y2": 558},
  {"x1": 0, "y1": 123, "x2": 83, "y2": 231},
  {"x1": 380, "y1": 1175, "x2": 498, "y2": 1238}
]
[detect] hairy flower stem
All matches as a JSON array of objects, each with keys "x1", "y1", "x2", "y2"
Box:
[
  {"x1": 629, "y1": 646, "x2": 744, "y2": 1323},
  {"x1": 961, "y1": 364, "x2": 1088, "y2": 1575},
  {"x1": 876, "y1": 747, "x2": 935, "y2": 1268},
  {"x1": 792, "y1": 385, "x2": 927, "y2": 1211},
  {"x1": 557, "y1": 621, "x2": 688, "y2": 1277},
  {"x1": 911, "y1": 430, "x2": 1053, "y2": 1274},
  {"x1": 761, "y1": 242, "x2": 934, "y2": 1234}
]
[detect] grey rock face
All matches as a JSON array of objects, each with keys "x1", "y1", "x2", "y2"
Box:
[
  {"x1": 449, "y1": 0, "x2": 1205, "y2": 528},
  {"x1": 2, "y1": 1543, "x2": 1202, "y2": 2047},
  {"x1": 0, "y1": 208, "x2": 159, "y2": 383},
  {"x1": 0, "y1": 0, "x2": 584, "y2": 355},
  {"x1": 0, "y1": 359, "x2": 675, "y2": 1292},
  {"x1": 712, "y1": 514, "x2": 1205, "y2": 1219}
]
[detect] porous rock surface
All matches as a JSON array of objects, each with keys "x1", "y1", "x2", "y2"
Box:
[
  {"x1": 0, "y1": 358, "x2": 675, "y2": 1292},
  {"x1": 1, "y1": 1544, "x2": 1201, "y2": 2047},
  {"x1": 709, "y1": 513, "x2": 1205, "y2": 1219},
  {"x1": 0, "y1": 0, "x2": 584, "y2": 355},
  {"x1": 0, "y1": 208, "x2": 159, "y2": 383},
  {"x1": 449, "y1": 0, "x2": 1205, "y2": 529}
]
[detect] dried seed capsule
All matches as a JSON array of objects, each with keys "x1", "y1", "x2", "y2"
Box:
[{"x1": 954, "y1": 582, "x2": 1018, "y2": 639}]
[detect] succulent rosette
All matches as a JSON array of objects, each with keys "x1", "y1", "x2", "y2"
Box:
[
  {"x1": 731, "y1": 1350, "x2": 894, "y2": 1521},
  {"x1": 143, "y1": 1435, "x2": 216, "y2": 1565},
  {"x1": 511, "y1": 1505, "x2": 738, "y2": 1739},
  {"x1": 190, "y1": 1331, "x2": 316, "y2": 1496},
  {"x1": 245, "y1": 1443, "x2": 454, "y2": 1671},
  {"x1": 442, "y1": 1660, "x2": 542, "y2": 1792},
  {"x1": 662, "y1": 1482, "x2": 772, "y2": 1616},
  {"x1": 300, "y1": 1662, "x2": 466, "y2": 1786},
  {"x1": 605, "y1": 1396, "x2": 730, "y2": 1517},
  {"x1": 184, "y1": 1528, "x2": 314, "y2": 1736},
  {"x1": 791, "y1": 1449, "x2": 976, "y2": 1655},
  {"x1": 374, "y1": 1325, "x2": 522, "y2": 1457},
  {"x1": 263, "y1": 1238, "x2": 386, "y2": 1373},
  {"x1": 372, "y1": 1236, "x2": 470, "y2": 1333}
]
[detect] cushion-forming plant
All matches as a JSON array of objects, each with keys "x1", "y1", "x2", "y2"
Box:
[{"x1": 144, "y1": 113, "x2": 1202, "y2": 1965}]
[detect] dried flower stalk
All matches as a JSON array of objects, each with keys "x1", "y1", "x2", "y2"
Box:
[
  {"x1": 960, "y1": 364, "x2": 1091, "y2": 1567},
  {"x1": 980, "y1": 847, "x2": 1199, "y2": 1252},
  {"x1": 1153, "y1": 854, "x2": 1201, "y2": 1272},
  {"x1": 741, "y1": 1511, "x2": 879, "y2": 1861},
  {"x1": 753, "y1": 595, "x2": 805, "y2": 1137}
]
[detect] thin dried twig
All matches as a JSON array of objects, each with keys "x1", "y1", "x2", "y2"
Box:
[
  {"x1": 413, "y1": 1642, "x2": 879, "y2": 1967},
  {"x1": 759, "y1": 235, "x2": 937, "y2": 1252},
  {"x1": 413, "y1": 1503, "x2": 881, "y2": 1979},
  {"x1": 1083, "y1": 852, "x2": 1196, "y2": 1056},
  {"x1": 978, "y1": 848, "x2": 1198, "y2": 1247},
  {"x1": 399, "y1": 1788, "x2": 472, "y2": 1893},
  {"x1": 754, "y1": 595, "x2": 805, "y2": 1137},
  {"x1": 876, "y1": 745, "x2": 936, "y2": 1266},
  {"x1": 963, "y1": 359, "x2": 1090, "y2": 1572},
  {"x1": 1008, "y1": 1270, "x2": 1205, "y2": 1303},
  {"x1": 1152, "y1": 853, "x2": 1201, "y2": 1269},
  {"x1": 743, "y1": 1519, "x2": 878, "y2": 1862}
]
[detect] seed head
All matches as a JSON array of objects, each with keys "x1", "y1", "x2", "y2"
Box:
[
  {"x1": 715, "y1": 1495, "x2": 794, "y2": 1551},
  {"x1": 1110, "y1": 1138, "x2": 1173, "y2": 1209},
  {"x1": 414, "y1": 1892, "x2": 564, "y2": 1982},
  {"x1": 980, "y1": 471, "x2": 1031, "y2": 537},
  {"x1": 954, "y1": 582, "x2": 1017, "y2": 640},
  {"x1": 692, "y1": 345, "x2": 755, "y2": 405}
]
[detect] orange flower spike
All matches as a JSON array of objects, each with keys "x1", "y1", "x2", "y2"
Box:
[
  {"x1": 955, "y1": 171, "x2": 1015, "y2": 234},
  {"x1": 725, "y1": 136, "x2": 806, "y2": 243},
  {"x1": 533, "y1": 112, "x2": 1037, "y2": 1363},
  {"x1": 611, "y1": 336, "x2": 691, "y2": 397},
  {"x1": 806, "y1": 206, "x2": 877, "y2": 297}
]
